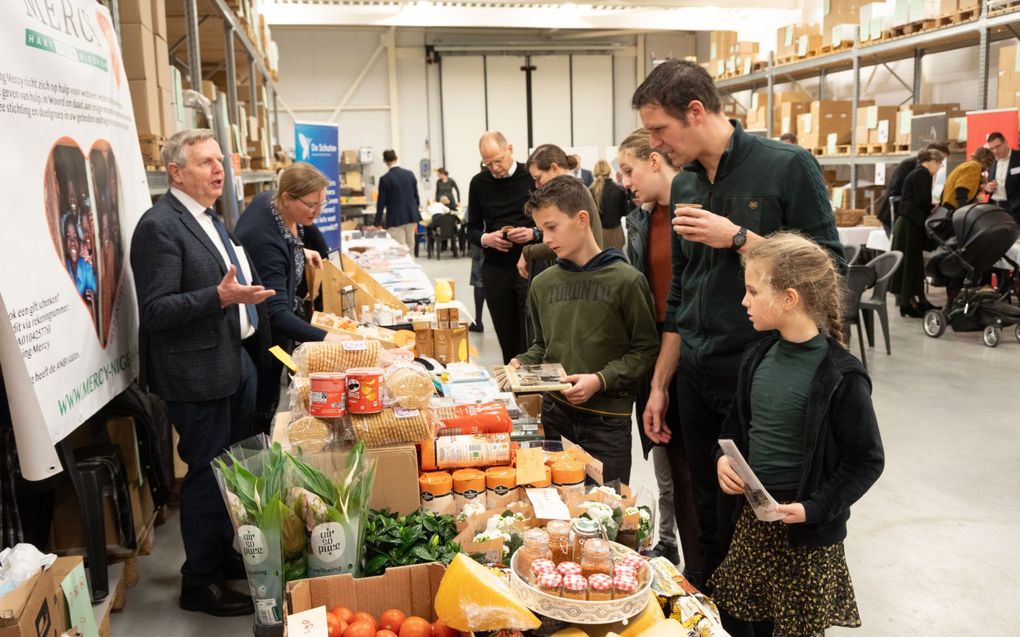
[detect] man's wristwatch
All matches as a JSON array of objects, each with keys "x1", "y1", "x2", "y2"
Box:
[{"x1": 731, "y1": 226, "x2": 748, "y2": 251}]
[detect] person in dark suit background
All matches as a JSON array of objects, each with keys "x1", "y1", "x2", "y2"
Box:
[
  {"x1": 131, "y1": 129, "x2": 274, "y2": 617},
  {"x1": 570, "y1": 154, "x2": 594, "y2": 187},
  {"x1": 236, "y1": 163, "x2": 343, "y2": 433},
  {"x1": 984, "y1": 131, "x2": 1020, "y2": 223},
  {"x1": 372, "y1": 149, "x2": 421, "y2": 251}
]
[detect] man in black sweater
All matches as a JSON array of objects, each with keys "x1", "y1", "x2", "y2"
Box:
[{"x1": 466, "y1": 131, "x2": 536, "y2": 363}]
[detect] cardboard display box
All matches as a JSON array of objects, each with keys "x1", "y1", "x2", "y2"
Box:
[
  {"x1": 708, "y1": 30, "x2": 738, "y2": 61},
  {"x1": 286, "y1": 563, "x2": 444, "y2": 621},
  {"x1": 855, "y1": 105, "x2": 899, "y2": 145},
  {"x1": 118, "y1": 0, "x2": 153, "y2": 28},
  {"x1": 271, "y1": 413, "x2": 421, "y2": 515},
  {"x1": 798, "y1": 100, "x2": 875, "y2": 148},
  {"x1": 0, "y1": 557, "x2": 80, "y2": 637},
  {"x1": 776, "y1": 23, "x2": 820, "y2": 58}
]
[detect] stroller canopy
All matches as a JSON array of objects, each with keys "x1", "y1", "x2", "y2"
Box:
[{"x1": 928, "y1": 203, "x2": 1020, "y2": 280}]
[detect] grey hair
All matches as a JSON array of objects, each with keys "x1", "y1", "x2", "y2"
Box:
[{"x1": 162, "y1": 128, "x2": 216, "y2": 169}]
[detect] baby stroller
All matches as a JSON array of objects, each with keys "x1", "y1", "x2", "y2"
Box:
[{"x1": 922, "y1": 203, "x2": 1020, "y2": 347}]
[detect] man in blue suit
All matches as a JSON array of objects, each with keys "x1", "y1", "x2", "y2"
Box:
[
  {"x1": 131, "y1": 129, "x2": 274, "y2": 617},
  {"x1": 373, "y1": 149, "x2": 421, "y2": 251}
]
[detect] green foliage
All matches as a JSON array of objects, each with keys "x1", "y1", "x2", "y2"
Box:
[{"x1": 361, "y1": 509, "x2": 460, "y2": 577}]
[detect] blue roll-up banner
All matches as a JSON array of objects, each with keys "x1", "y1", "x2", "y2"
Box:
[{"x1": 294, "y1": 121, "x2": 340, "y2": 252}]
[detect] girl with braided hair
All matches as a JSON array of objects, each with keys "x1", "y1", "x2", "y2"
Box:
[{"x1": 711, "y1": 232, "x2": 885, "y2": 637}]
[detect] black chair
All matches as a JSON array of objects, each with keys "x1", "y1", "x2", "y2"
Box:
[
  {"x1": 428, "y1": 213, "x2": 461, "y2": 259},
  {"x1": 843, "y1": 243, "x2": 860, "y2": 266},
  {"x1": 860, "y1": 251, "x2": 903, "y2": 355},
  {"x1": 843, "y1": 264, "x2": 877, "y2": 369}
]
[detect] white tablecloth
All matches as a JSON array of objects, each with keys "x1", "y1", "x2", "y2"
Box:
[
  {"x1": 865, "y1": 229, "x2": 891, "y2": 252},
  {"x1": 837, "y1": 226, "x2": 879, "y2": 247}
]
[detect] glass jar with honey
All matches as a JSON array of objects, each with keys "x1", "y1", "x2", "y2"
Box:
[
  {"x1": 546, "y1": 519, "x2": 572, "y2": 564},
  {"x1": 515, "y1": 528, "x2": 552, "y2": 582},
  {"x1": 579, "y1": 538, "x2": 612, "y2": 579}
]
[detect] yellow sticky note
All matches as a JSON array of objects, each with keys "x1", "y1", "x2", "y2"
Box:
[
  {"x1": 515, "y1": 447, "x2": 547, "y2": 486},
  {"x1": 269, "y1": 345, "x2": 298, "y2": 373}
]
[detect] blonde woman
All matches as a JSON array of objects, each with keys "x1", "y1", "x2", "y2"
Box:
[{"x1": 590, "y1": 159, "x2": 630, "y2": 250}]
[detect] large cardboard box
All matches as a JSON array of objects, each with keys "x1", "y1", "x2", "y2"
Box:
[
  {"x1": 118, "y1": 0, "x2": 153, "y2": 27},
  {"x1": 779, "y1": 101, "x2": 811, "y2": 135},
  {"x1": 709, "y1": 31, "x2": 738, "y2": 61},
  {"x1": 150, "y1": 0, "x2": 167, "y2": 39},
  {"x1": 153, "y1": 35, "x2": 171, "y2": 90},
  {"x1": 270, "y1": 413, "x2": 421, "y2": 515},
  {"x1": 286, "y1": 563, "x2": 444, "y2": 621},
  {"x1": 824, "y1": 0, "x2": 862, "y2": 46},
  {"x1": 129, "y1": 79, "x2": 161, "y2": 135},
  {"x1": 121, "y1": 23, "x2": 156, "y2": 82},
  {"x1": 855, "y1": 105, "x2": 898, "y2": 144},
  {"x1": 0, "y1": 559, "x2": 67, "y2": 637},
  {"x1": 159, "y1": 87, "x2": 176, "y2": 138},
  {"x1": 776, "y1": 23, "x2": 821, "y2": 58},
  {"x1": 798, "y1": 100, "x2": 874, "y2": 148},
  {"x1": 998, "y1": 45, "x2": 1020, "y2": 109},
  {"x1": 895, "y1": 103, "x2": 962, "y2": 145}
]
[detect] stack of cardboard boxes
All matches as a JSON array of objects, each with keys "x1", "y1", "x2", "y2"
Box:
[
  {"x1": 744, "y1": 92, "x2": 813, "y2": 136},
  {"x1": 121, "y1": 0, "x2": 176, "y2": 162},
  {"x1": 823, "y1": 0, "x2": 862, "y2": 47},
  {"x1": 855, "y1": 105, "x2": 899, "y2": 147},
  {"x1": 414, "y1": 306, "x2": 470, "y2": 366},
  {"x1": 775, "y1": 23, "x2": 823, "y2": 60},
  {"x1": 797, "y1": 100, "x2": 875, "y2": 150},
  {"x1": 998, "y1": 45, "x2": 1020, "y2": 110}
]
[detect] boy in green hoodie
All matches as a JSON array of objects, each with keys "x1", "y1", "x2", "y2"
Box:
[{"x1": 511, "y1": 176, "x2": 659, "y2": 483}]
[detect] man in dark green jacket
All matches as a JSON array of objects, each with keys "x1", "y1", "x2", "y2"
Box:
[{"x1": 631, "y1": 59, "x2": 843, "y2": 588}]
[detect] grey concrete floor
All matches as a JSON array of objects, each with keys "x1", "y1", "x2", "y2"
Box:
[{"x1": 113, "y1": 252, "x2": 1020, "y2": 636}]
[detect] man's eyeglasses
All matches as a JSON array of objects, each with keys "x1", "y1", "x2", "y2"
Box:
[{"x1": 481, "y1": 152, "x2": 510, "y2": 171}]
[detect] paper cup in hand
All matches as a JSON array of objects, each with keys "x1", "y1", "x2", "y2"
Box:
[{"x1": 674, "y1": 203, "x2": 703, "y2": 216}]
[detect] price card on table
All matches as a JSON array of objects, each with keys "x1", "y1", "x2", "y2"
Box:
[
  {"x1": 526, "y1": 488, "x2": 572, "y2": 520},
  {"x1": 287, "y1": 606, "x2": 329, "y2": 637},
  {"x1": 514, "y1": 447, "x2": 547, "y2": 485},
  {"x1": 60, "y1": 562, "x2": 99, "y2": 637}
]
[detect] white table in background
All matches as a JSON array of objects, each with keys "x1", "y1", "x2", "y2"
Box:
[{"x1": 837, "y1": 225, "x2": 879, "y2": 247}]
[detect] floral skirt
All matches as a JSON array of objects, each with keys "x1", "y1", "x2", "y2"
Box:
[{"x1": 709, "y1": 505, "x2": 861, "y2": 637}]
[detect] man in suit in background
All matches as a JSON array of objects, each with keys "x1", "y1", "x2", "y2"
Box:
[
  {"x1": 373, "y1": 149, "x2": 421, "y2": 251},
  {"x1": 985, "y1": 131, "x2": 1020, "y2": 223},
  {"x1": 570, "y1": 154, "x2": 594, "y2": 187},
  {"x1": 131, "y1": 129, "x2": 274, "y2": 617}
]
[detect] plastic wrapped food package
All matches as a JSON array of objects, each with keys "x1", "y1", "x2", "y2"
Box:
[
  {"x1": 382, "y1": 361, "x2": 435, "y2": 409},
  {"x1": 292, "y1": 339, "x2": 381, "y2": 374},
  {"x1": 379, "y1": 346, "x2": 416, "y2": 367},
  {"x1": 286, "y1": 416, "x2": 332, "y2": 453},
  {"x1": 289, "y1": 375, "x2": 311, "y2": 416},
  {"x1": 350, "y1": 407, "x2": 433, "y2": 447}
]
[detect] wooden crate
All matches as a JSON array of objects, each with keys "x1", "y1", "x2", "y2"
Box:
[{"x1": 138, "y1": 134, "x2": 165, "y2": 168}]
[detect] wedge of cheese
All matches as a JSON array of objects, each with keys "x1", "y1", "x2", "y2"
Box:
[
  {"x1": 434, "y1": 554, "x2": 542, "y2": 632},
  {"x1": 637, "y1": 618, "x2": 683, "y2": 636}
]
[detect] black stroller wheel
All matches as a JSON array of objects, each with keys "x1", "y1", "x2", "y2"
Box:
[
  {"x1": 1015, "y1": 324, "x2": 1020, "y2": 344},
  {"x1": 983, "y1": 325, "x2": 1001, "y2": 348},
  {"x1": 923, "y1": 310, "x2": 946, "y2": 338}
]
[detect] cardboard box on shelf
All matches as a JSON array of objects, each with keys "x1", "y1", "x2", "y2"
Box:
[
  {"x1": 855, "y1": 105, "x2": 898, "y2": 144},
  {"x1": 708, "y1": 31, "x2": 738, "y2": 61},
  {"x1": 798, "y1": 100, "x2": 875, "y2": 148},
  {"x1": 201, "y1": 80, "x2": 217, "y2": 102},
  {"x1": 159, "y1": 87, "x2": 176, "y2": 138},
  {"x1": 0, "y1": 561, "x2": 65, "y2": 637},
  {"x1": 286, "y1": 563, "x2": 444, "y2": 620},
  {"x1": 341, "y1": 149, "x2": 360, "y2": 165},
  {"x1": 270, "y1": 413, "x2": 421, "y2": 515},
  {"x1": 121, "y1": 23, "x2": 156, "y2": 82},
  {"x1": 118, "y1": 0, "x2": 153, "y2": 27},
  {"x1": 776, "y1": 23, "x2": 821, "y2": 58},
  {"x1": 895, "y1": 103, "x2": 963, "y2": 145},
  {"x1": 796, "y1": 33, "x2": 824, "y2": 57},
  {"x1": 129, "y1": 79, "x2": 161, "y2": 136},
  {"x1": 779, "y1": 101, "x2": 812, "y2": 135},
  {"x1": 859, "y1": 2, "x2": 891, "y2": 41},
  {"x1": 150, "y1": 0, "x2": 167, "y2": 39},
  {"x1": 824, "y1": 0, "x2": 863, "y2": 45},
  {"x1": 153, "y1": 35, "x2": 171, "y2": 90},
  {"x1": 998, "y1": 45, "x2": 1020, "y2": 109}
]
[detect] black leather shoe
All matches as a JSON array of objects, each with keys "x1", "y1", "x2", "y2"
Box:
[
  {"x1": 468, "y1": 323, "x2": 484, "y2": 333},
  {"x1": 180, "y1": 582, "x2": 254, "y2": 617}
]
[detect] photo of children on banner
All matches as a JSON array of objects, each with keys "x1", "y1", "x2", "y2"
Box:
[{"x1": 43, "y1": 139, "x2": 123, "y2": 345}]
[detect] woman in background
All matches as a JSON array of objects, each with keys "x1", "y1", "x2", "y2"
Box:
[
  {"x1": 590, "y1": 159, "x2": 630, "y2": 250},
  {"x1": 889, "y1": 148, "x2": 945, "y2": 317},
  {"x1": 435, "y1": 168, "x2": 460, "y2": 210}
]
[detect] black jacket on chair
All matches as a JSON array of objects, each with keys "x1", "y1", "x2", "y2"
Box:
[
  {"x1": 374, "y1": 165, "x2": 421, "y2": 228},
  {"x1": 235, "y1": 192, "x2": 327, "y2": 344},
  {"x1": 131, "y1": 192, "x2": 271, "y2": 406}
]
